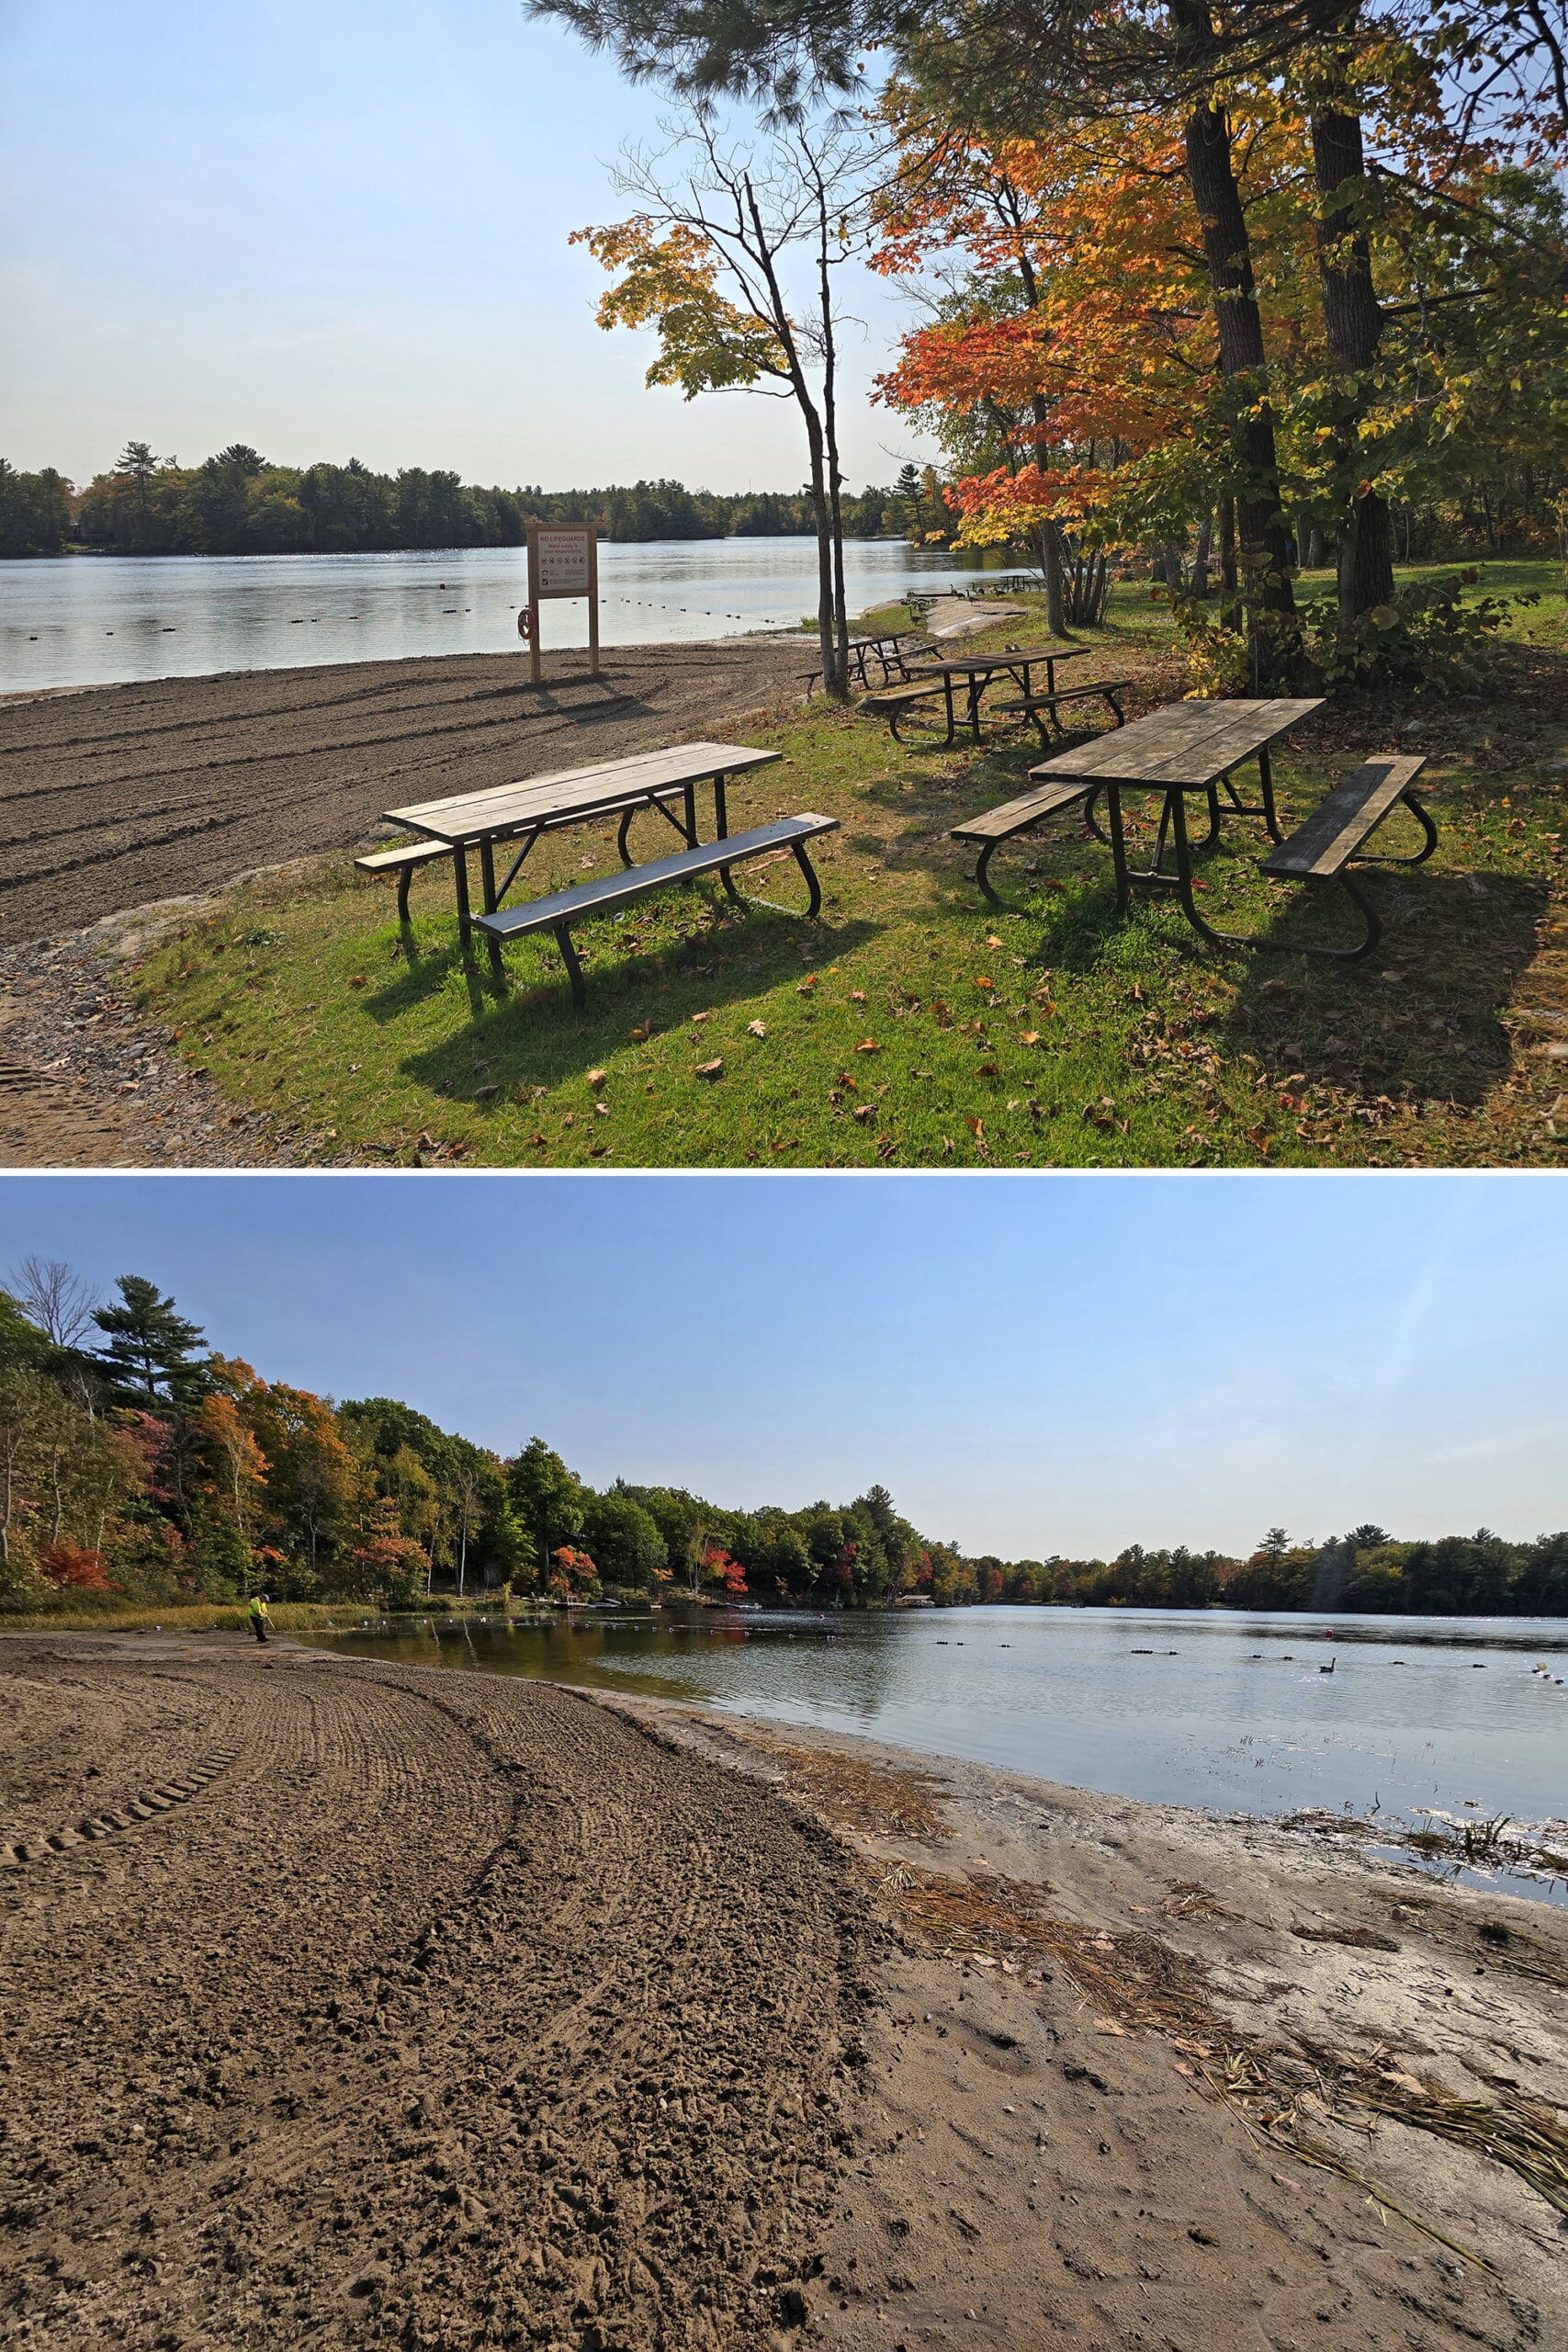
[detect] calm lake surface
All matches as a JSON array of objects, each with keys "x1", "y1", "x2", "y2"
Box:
[
  {"x1": 0, "y1": 539, "x2": 988, "y2": 694},
  {"x1": 300, "y1": 1605, "x2": 1568, "y2": 1893}
]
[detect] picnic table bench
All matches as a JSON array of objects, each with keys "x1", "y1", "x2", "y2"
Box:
[
  {"x1": 370, "y1": 743, "x2": 782, "y2": 949},
  {"x1": 475, "y1": 814, "x2": 838, "y2": 1002}
]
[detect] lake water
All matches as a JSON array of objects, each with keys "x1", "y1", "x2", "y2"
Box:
[
  {"x1": 0, "y1": 539, "x2": 988, "y2": 694},
  {"x1": 299, "y1": 1605, "x2": 1568, "y2": 1899}
]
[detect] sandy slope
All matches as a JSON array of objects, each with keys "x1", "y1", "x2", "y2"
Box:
[{"x1": 2, "y1": 1636, "x2": 1563, "y2": 2352}]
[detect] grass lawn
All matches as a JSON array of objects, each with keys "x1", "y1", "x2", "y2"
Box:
[{"x1": 136, "y1": 564, "x2": 1568, "y2": 1169}]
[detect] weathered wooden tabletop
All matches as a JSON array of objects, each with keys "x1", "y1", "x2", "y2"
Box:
[
  {"x1": 384, "y1": 742, "x2": 782, "y2": 844},
  {"x1": 1030, "y1": 697, "x2": 1322, "y2": 789},
  {"x1": 908, "y1": 644, "x2": 1089, "y2": 676}
]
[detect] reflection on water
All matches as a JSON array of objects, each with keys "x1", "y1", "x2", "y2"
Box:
[
  {"x1": 301, "y1": 1603, "x2": 1568, "y2": 1871},
  {"x1": 1, "y1": 538, "x2": 988, "y2": 693}
]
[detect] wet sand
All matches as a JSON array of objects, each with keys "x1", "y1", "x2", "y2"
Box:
[
  {"x1": 2, "y1": 1634, "x2": 1563, "y2": 2350},
  {"x1": 0, "y1": 640, "x2": 810, "y2": 948}
]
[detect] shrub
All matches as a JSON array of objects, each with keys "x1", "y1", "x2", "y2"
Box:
[{"x1": 1302, "y1": 570, "x2": 1538, "y2": 692}]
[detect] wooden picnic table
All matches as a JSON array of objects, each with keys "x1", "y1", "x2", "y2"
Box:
[
  {"x1": 1027, "y1": 696, "x2": 1323, "y2": 945},
  {"x1": 820, "y1": 629, "x2": 929, "y2": 692},
  {"x1": 904, "y1": 643, "x2": 1090, "y2": 743},
  {"x1": 382, "y1": 741, "x2": 782, "y2": 949}
]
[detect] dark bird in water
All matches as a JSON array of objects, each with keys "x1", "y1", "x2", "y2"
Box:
[{"x1": 1320, "y1": 1658, "x2": 1336, "y2": 1673}]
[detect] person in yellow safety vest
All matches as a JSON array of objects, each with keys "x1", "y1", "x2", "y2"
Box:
[{"x1": 247, "y1": 1591, "x2": 271, "y2": 1645}]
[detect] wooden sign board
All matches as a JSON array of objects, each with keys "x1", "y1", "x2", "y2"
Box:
[{"x1": 525, "y1": 522, "x2": 599, "y2": 684}]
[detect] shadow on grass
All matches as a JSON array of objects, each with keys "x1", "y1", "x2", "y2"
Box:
[
  {"x1": 1225, "y1": 865, "x2": 1550, "y2": 1103},
  {"x1": 396, "y1": 898, "x2": 881, "y2": 1101}
]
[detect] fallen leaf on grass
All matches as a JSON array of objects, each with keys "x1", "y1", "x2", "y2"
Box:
[
  {"x1": 852, "y1": 1104, "x2": 874, "y2": 1122},
  {"x1": 474, "y1": 1084, "x2": 500, "y2": 1102},
  {"x1": 747, "y1": 1020, "x2": 767, "y2": 1037},
  {"x1": 694, "y1": 1058, "x2": 725, "y2": 1080},
  {"x1": 1021, "y1": 1031, "x2": 1041, "y2": 1046},
  {"x1": 849, "y1": 989, "x2": 866, "y2": 1002},
  {"x1": 690, "y1": 1010, "x2": 712, "y2": 1024},
  {"x1": 965, "y1": 1116, "x2": 984, "y2": 1140},
  {"x1": 348, "y1": 976, "x2": 368, "y2": 989},
  {"x1": 975, "y1": 975, "x2": 995, "y2": 990},
  {"x1": 986, "y1": 933, "x2": 1004, "y2": 949},
  {"x1": 854, "y1": 1038, "x2": 882, "y2": 1055},
  {"x1": 529, "y1": 1133, "x2": 547, "y2": 1148},
  {"x1": 797, "y1": 974, "x2": 818, "y2": 993},
  {"x1": 594, "y1": 1102, "x2": 611, "y2": 1117},
  {"x1": 976, "y1": 1060, "x2": 1000, "y2": 1078},
  {"x1": 1247, "y1": 1125, "x2": 1272, "y2": 1155},
  {"x1": 586, "y1": 1067, "x2": 608, "y2": 1087},
  {"x1": 628, "y1": 1023, "x2": 651, "y2": 1043},
  {"x1": 561, "y1": 1111, "x2": 574, "y2": 1127}
]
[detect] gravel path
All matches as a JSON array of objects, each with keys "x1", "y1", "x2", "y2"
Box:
[
  {"x1": 0, "y1": 1639, "x2": 875, "y2": 2349},
  {"x1": 0, "y1": 640, "x2": 809, "y2": 949}
]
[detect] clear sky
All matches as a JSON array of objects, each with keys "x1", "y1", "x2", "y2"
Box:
[
  {"x1": 1, "y1": 0, "x2": 934, "y2": 493},
  {"x1": 2, "y1": 1172, "x2": 1561, "y2": 1558}
]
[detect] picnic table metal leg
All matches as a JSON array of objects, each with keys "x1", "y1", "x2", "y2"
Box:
[
  {"x1": 714, "y1": 773, "x2": 743, "y2": 904},
  {"x1": 682, "y1": 781, "x2": 698, "y2": 847},
  {"x1": 790, "y1": 841, "x2": 824, "y2": 919},
  {"x1": 452, "y1": 845, "x2": 473, "y2": 952},
  {"x1": 554, "y1": 923, "x2": 588, "y2": 1008},
  {"x1": 1257, "y1": 742, "x2": 1284, "y2": 843},
  {"x1": 1107, "y1": 785, "x2": 1131, "y2": 916},
  {"x1": 478, "y1": 836, "x2": 499, "y2": 916},
  {"x1": 616, "y1": 805, "x2": 637, "y2": 866},
  {"x1": 496, "y1": 828, "x2": 541, "y2": 903},
  {"x1": 1355, "y1": 792, "x2": 1439, "y2": 865}
]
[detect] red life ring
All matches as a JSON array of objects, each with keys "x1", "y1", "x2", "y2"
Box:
[{"x1": 518, "y1": 605, "x2": 535, "y2": 640}]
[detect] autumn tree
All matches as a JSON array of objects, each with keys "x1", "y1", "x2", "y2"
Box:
[{"x1": 573, "y1": 109, "x2": 875, "y2": 697}]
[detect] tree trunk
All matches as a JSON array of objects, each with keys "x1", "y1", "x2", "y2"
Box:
[
  {"x1": 1311, "y1": 103, "x2": 1394, "y2": 628},
  {"x1": 1029, "y1": 393, "x2": 1066, "y2": 635},
  {"x1": 818, "y1": 237, "x2": 852, "y2": 688},
  {"x1": 1217, "y1": 492, "x2": 1238, "y2": 627},
  {"x1": 1175, "y1": 31, "x2": 1298, "y2": 678},
  {"x1": 1192, "y1": 513, "x2": 1213, "y2": 597}
]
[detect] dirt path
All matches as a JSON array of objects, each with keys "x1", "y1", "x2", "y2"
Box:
[
  {"x1": 0, "y1": 640, "x2": 809, "y2": 950},
  {"x1": 4, "y1": 1642, "x2": 1562, "y2": 2352}
]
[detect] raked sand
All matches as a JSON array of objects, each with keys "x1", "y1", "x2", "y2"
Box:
[
  {"x1": 2, "y1": 1632, "x2": 1562, "y2": 2350},
  {"x1": 0, "y1": 640, "x2": 812, "y2": 949}
]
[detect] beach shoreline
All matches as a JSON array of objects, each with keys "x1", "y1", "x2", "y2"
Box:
[{"x1": 3, "y1": 1629, "x2": 1563, "y2": 2349}]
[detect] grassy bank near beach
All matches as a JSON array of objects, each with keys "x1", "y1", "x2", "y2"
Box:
[{"x1": 129, "y1": 573, "x2": 1568, "y2": 1168}]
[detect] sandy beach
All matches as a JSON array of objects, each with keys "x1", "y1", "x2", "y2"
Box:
[{"x1": 2, "y1": 1634, "x2": 1563, "y2": 2351}]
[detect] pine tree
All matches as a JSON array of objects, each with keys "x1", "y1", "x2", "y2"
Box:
[{"x1": 92, "y1": 1276, "x2": 209, "y2": 1412}]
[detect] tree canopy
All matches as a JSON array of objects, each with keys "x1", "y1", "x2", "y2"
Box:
[{"x1": 0, "y1": 1268, "x2": 1562, "y2": 1617}]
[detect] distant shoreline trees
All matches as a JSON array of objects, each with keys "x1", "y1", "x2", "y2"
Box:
[
  {"x1": 2, "y1": 1264, "x2": 1562, "y2": 1619},
  {"x1": 0, "y1": 441, "x2": 904, "y2": 558}
]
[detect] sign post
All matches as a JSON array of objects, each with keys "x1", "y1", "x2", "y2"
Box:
[{"x1": 524, "y1": 523, "x2": 600, "y2": 686}]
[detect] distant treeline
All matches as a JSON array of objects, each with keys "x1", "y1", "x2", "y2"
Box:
[
  {"x1": 0, "y1": 444, "x2": 907, "y2": 558},
  {"x1": 2, "y1": 1263, "x2": 1562, "y2": 1619}
]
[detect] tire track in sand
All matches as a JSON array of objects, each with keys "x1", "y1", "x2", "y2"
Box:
[{"x1": 0, "y1": 1645, "x2": 878, "y2": 2351}]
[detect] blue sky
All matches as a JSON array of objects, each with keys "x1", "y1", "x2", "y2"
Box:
[
  {"x1": 1, "y1": 0, "x2": 933, "y2": 492},
  {"x1": 2, "y1": 1173, "x2": 1562, "y2": 1556}
]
